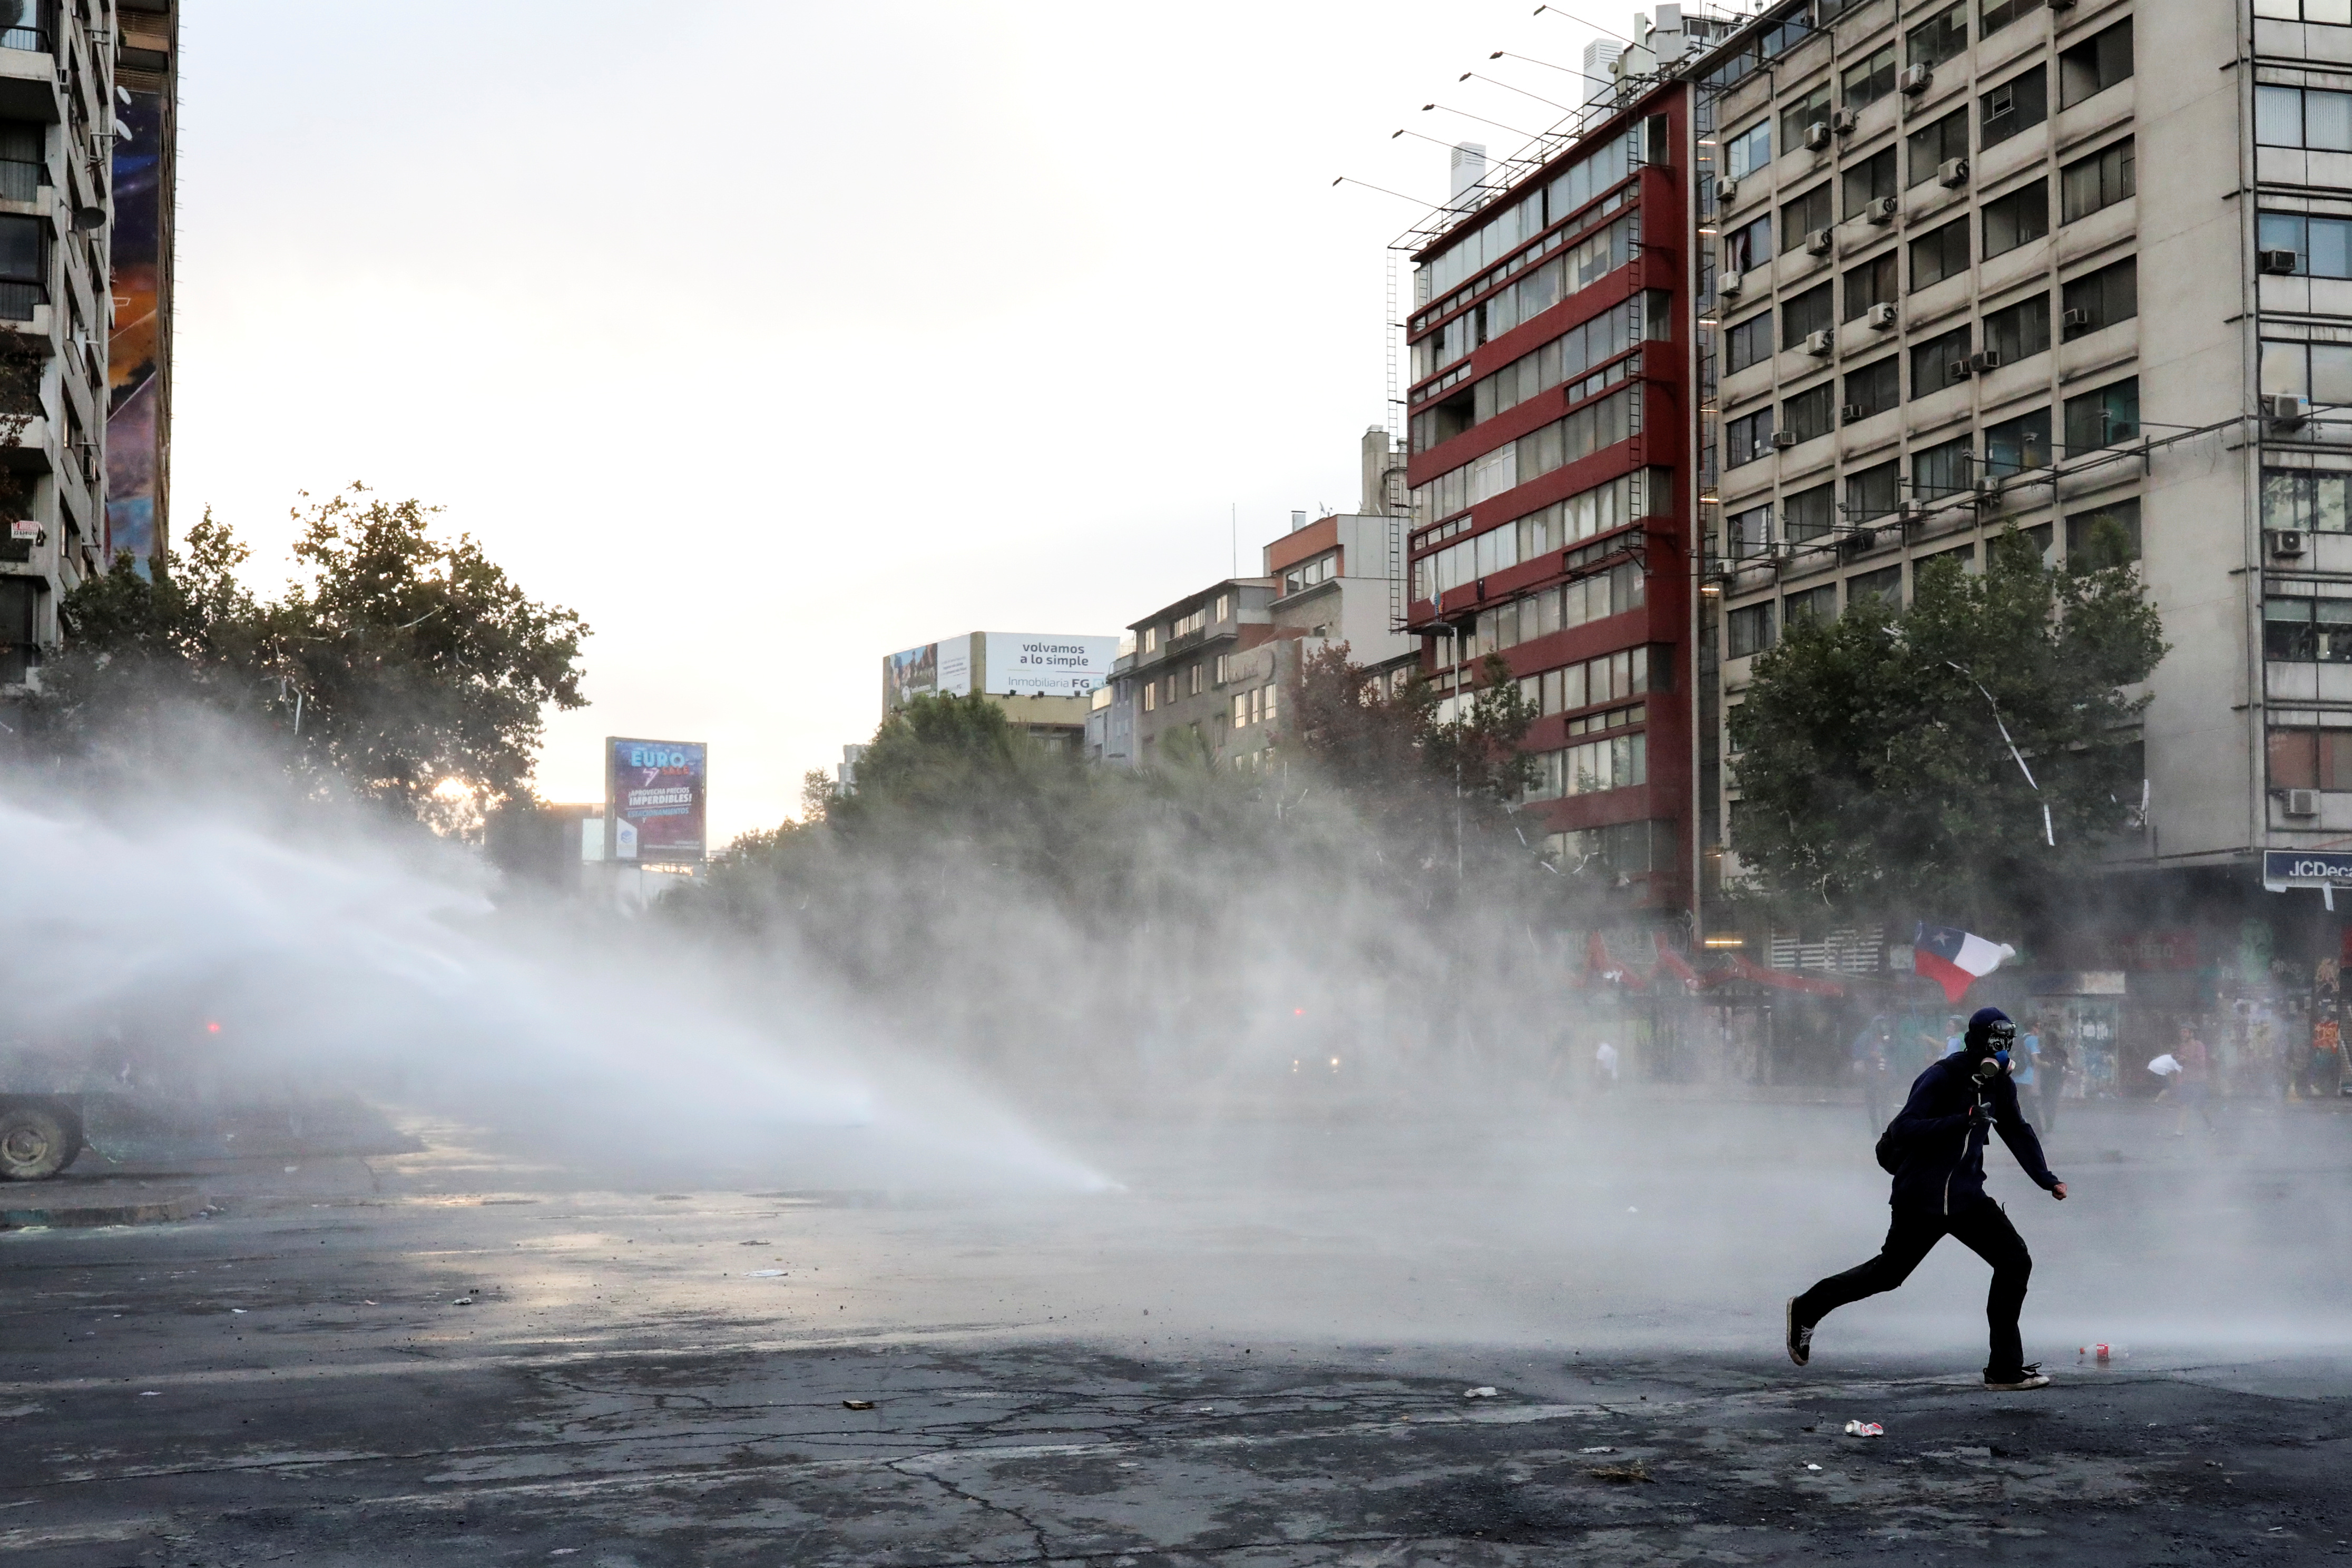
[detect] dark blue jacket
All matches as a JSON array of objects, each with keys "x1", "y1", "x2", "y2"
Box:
[{"x1": 1885, "y1": 1055, "x2": 2060, "y2": 1214}]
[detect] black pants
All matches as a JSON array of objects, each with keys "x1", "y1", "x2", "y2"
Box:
[{"x1": 1792, "y1": 1197, "x2": 2033, "y2": 1377}]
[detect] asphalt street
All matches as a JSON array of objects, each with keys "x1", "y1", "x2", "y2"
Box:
[{"x1": 2, "y1": 1099, "x2": 2347, "y2": 1566}]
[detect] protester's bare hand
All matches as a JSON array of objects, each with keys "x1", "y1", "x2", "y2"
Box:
[{"x1": 2051, "y1": 1182, "x2": 2067, "y2": 1201}]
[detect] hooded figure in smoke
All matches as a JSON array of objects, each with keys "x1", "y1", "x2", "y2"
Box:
[{"x1": 1785, "y1": 1006, "x2": 2067, "y2": 1390}]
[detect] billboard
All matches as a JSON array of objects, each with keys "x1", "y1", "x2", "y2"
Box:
[
  {"x1": 881, "y1": 633, "x2": 971, "y2": 713},
  {"x1": 604, "y1": 738, "x2": 708, "y2": 863},
  {"x1": 105, "y1": 87, "x2": 169, "y2": 572},
  {"x1": 984, "y1": 633, "x2": 1118, "y2": 698}
]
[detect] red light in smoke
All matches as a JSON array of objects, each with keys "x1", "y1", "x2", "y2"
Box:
[
  {"x1": 205, "y1": 1022, "x2": 221, "y2": 1034},
  {"x1": 1293, "y1": 1008, "x2": 1305, "y2": 1016}
]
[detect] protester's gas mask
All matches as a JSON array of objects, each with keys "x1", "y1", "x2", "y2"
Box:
[{"x1": 1969, "y1": 1017, "x2": 2017, "y2": 1084}]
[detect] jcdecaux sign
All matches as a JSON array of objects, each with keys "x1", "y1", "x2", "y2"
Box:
[{"x1": 2262, "y1": 849, "x2": 2352, "y2": 890}]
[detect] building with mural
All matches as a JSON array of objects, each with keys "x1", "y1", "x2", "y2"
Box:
[{"x1": 0, "y1": 0, "x2": 149, "y2": 684}]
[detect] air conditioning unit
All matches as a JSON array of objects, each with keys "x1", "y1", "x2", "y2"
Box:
[
  {"x1": 1719, "y1": 268, "x2": 1743, "y2": 297},
  {"x1": 2260, "y1": 249, "x2": 2302, "y2": 276},
  {"x1": 1831, "y1": 107, "x2": 1860, "y2": 135},
  {"x1": 1969, "y1": 349, "x2": 2002, "y2": 373},
  {"x1": 1805, "y1": 121, "x2": 1834, "y2": 151},
  {"x1": 1897, "y1": 501, "x2": 1924, "y2": 524},
  {"x1": 1804, "y1": 329, "x2": 1834, "y2": 356},
  {"x1": 1771, "y1": 429, "x2": 1799, "y2": 449},
  {"x1": 1866, "y1": 194, "x2": 1899, "y2": 224},
  {"x1": 1805, "y1": 226, "x2": 1835, "y2": 256},
  {"x1": 1974, "y1": 476, "x2": 2004, "y2": 499},
  {"x1": 1867, "y1": 301, "x2": 1899, "y2": 329},
  {"x1": 1840, "y1": 401, "x2": 1864, "y2": 422},
  {"x1": 1844, "y1": 525, "x2": 1881, "y2": 553},
  {"x1": 2062, "y1": 306, "x2": 2093, "y2": 331},
  {"x1": 2271, "y1": 528, "x2": 2308, "y2": 558},
  {"x1": 1938, "y1": 156, "x2": 1971, "y2": 188},
  {"x1": 1948, "y1": 357, "x2": 1976, "y2": 380},
  {"x1": 2286, "y1": 788, "x2": 2321, "y2": 818},
  {"x1": 1901, "y1": 64, "x2": 1933, "y2": 94},
  {"x1": 1714, "y1": 176, "x2": 1740, "y2": 203},
  {"x1": 2270, "y1": 392, "x2": 2310, "y2": 429}
]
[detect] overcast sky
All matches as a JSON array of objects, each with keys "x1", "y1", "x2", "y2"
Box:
[{"x1": 171, "y1": 1, "x2": 1633, "y2": 840}]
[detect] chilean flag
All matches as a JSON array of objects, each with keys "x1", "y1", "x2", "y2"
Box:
[{"x1": 1913, "y1": 923, "x2": 2017, "y2": 1004}]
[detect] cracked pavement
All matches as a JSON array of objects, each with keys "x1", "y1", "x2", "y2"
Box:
[{"x1": 1, "y1": 1099, "x2": 2347, "y2": 1565}]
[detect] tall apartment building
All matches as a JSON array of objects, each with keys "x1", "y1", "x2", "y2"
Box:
[
  {"x1": 1692, "y1": 0, "x2": 2326, "y2": 971},
  {"x1": 107, "y1": 0, "x2": 174, "y2": 572},
  {"x1": 1402, "y1": 67, "x2": 1704, "y2": 914},
  {"x1": 0, "y1": 0, "x2": 125, "y2": 683}
]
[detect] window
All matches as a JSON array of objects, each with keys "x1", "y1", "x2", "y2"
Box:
[
  {"x1": 1845, "y1": 356, "x2": 1901, "y2": 420},
  {"x1": 1213, "y1": 592, "x2": 1233, "y2": 621},
  {"x1": 1849, "y1": 459, "x2": 1902, "y2": 521},
  {"x1": 2258, "y1": 86, "x2": 2352, "y2": 150},
  {"x1": 0, "y1": 122, "x2": 38, "y2": 204},
  {"x1": 1914, "y1": 435, "x2": 1973, "y2": 499},
  {"x1": 1917, "y1": 543, "x2": 1976, "y2": 579},
  {"x1": 2063, "y1": 378, "x2": 2141, "y2": 451},
  {"x1": 1907, "y1": 6, "x2": 1967, "y2": 68},
  {"x1": 2263, "y1": 596, "x2": 2352, "y2": 662},
  {"x1": 2264, "y1": 468, "x2": 2352, "y2": 534},
  {"x1": 1188, "y1": 663, "x2": 1204, "y2": 695},
  {"x1": 1843, "y1": 148, "x2": 1898, "y2": 219},
  {"x1": 1983, "y1": 179, "x2": 2049, "y2": 258},
  {"x1": 1141, "y1": 625, "x2": 1158, "y2": 654},
  {"x1": 1786, "y1": 483, "x2": 1838, "y2": 542},
  {"x1": 1982, "y1": 0, "x2": 2044, "y2": 35},
  {"x1": 1909, "y1": 217, "x2": 1971, "y2": 292},
  {"x1": 1841, "y1": 250, "x2": 1898, "y2": 321},
  {"x1": 2061, "y1": 256, "x2": 2137, "y2": 337},
  {"x1": 1172, "y1": 605, "x2": 1207, "y2": 638},
  {"x1": 2061, "y1": 138, "x2": 2134, "y2": 222},
  {"x1": 1781, "y1": 80, "x2": 1834, "y2": 158},
  {"x1": 1142, "y1": 682, "x2": 1158, "y2": 712},
  {"x1": 2066, "y1": 498, "x2": 2141, "y2": 565},
  {"x1": 1727, "y1": 501, "x2": 1774, "y2": 557},
  {"x1": 2058, "y1": 18, "x2": 2132, "y2": 110},
  {"x1": 1781, "y1": 183, "x2": 1833, "y2": 250},
  {"x1": 1979, "y1": 66, "x2": 2048, "y2": 150},
  {"x1": 1984, "y1": 292, "x2": 2052, "y2": 363},
  {"x1": 1907, "y1": 110, "x2": 1971, "y2": 188},
  {"x1": 1725, "y1": 117, "x2": 1773, "y2": 179},
  {"x1": 1784, "y1": 382, "x2": 1837, "y2": 445},
  {"x1": 1783, "y1": 282, "x2": 1834, "y2": 348},
  {"x1": 1726, "y1": 408, "x2": 1775, "y2": 467},
  {"x1": 1787, "y1": 583, "x2": 1838, "y2": 622},
  {"x1": 1843, "y1": 44, "x2": 1897, "y2": 110},
  {"x1": 0, "y1": 211, "x2": 39, "y2": 319},
  {"x1": 1984, "y1": 407, "x2": 2052, "y2": 476},
  {"x1": 2266, "y1": 340, "x2": 2352, "y2": 409},
  {"x1": 2268, "y1": 728, "x2": 2352, "y2": 792},
  {"x1": 1470, "y1": 292, "x2": 1662, "y2": 423},
  {"x1": 1724, "y1": 212, "x2": 1773, "y2": 272},
  {"x1": 1850, "y1": 564, "x2": 1904, "y2": 605},
  {"x1": 1726, "y1": 309, "x2": 1774, "y2": 374},
  {"x1": 1728, "y1": 602, "x2": 1777, "y2": 658},
  {"x1": 2257, "y1": 212, "x2": 2352, "y2": 278},
  {"x1": 2256, "y1": 0, "x2": 2352, "y2": 22}
]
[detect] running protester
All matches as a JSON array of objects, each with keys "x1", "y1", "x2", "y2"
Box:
[{"x1": 1786, "y1": 1006, "x2": 2067, "y2": 1391}]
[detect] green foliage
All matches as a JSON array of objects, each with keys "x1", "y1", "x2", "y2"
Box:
[
  {"x1": 31, "y1": 487, "x2": 586, "y2": 822},
  {"x1": 1726, "y1": 527, "x2": 2165, "y2": 930}
]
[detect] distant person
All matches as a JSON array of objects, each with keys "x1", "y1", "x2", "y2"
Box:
[
  {"x1": 2011, "y1": 1018, "x2": 2043, "y2": 1125},
  {"x1": 1851, "y1": 1015, "x2": 1893, "y2": 1131},
  {"x1": 1594, "y1": 1040, "x2": 1620, "y2": 1093},
  {"x1": 2170, "y1": 1023, "x2": 2215, "y2": 1136},
  {"x1": 1786, "y1": 1007, "x2": 2066, "y2": 1391},
  {"x1": 2036, "y1": 1017, "x2": 2071, "y2": 1133},
  {"x1": 1942, "y1": 1015, "x2": 1967, "y2": 1060}
]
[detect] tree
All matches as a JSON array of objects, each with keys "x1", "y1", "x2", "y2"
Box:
[
  {"x1": 27, "y1": 488, "x2": 587, "y2": 826},
  {"x1": 1726, "y1": 526, "x2": 2165, "y2": 932},
  {"x1": 265, "y1": 488, "x2": 588, "y2": 818}
]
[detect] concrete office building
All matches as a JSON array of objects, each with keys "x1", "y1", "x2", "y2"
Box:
[
  {"x1": 0, "y1": 0, "x2": 130, "y2": 684},
  {"x1": 1689, "y1": 0, "x2": 2352, "y2": 1076},
  {"x1": 879, "y1": 630, "x2": 1118, "y2": 753}
]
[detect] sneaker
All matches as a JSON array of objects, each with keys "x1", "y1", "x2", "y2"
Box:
[
  {"x1": 1983, "y1": 1365, "x2": 2050, "y2": 1391},
  {"x1": 1786, "y1": 1297, "x2": 1812, "y2": 1367}
]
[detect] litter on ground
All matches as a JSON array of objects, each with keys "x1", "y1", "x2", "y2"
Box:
[
  {"x1": 1464, "y1": 1387, "x2": 1498, "y2": 1399},
  {"x1": 1844, "y1": 1420, "x2": 1885, "y2": 1437}
]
